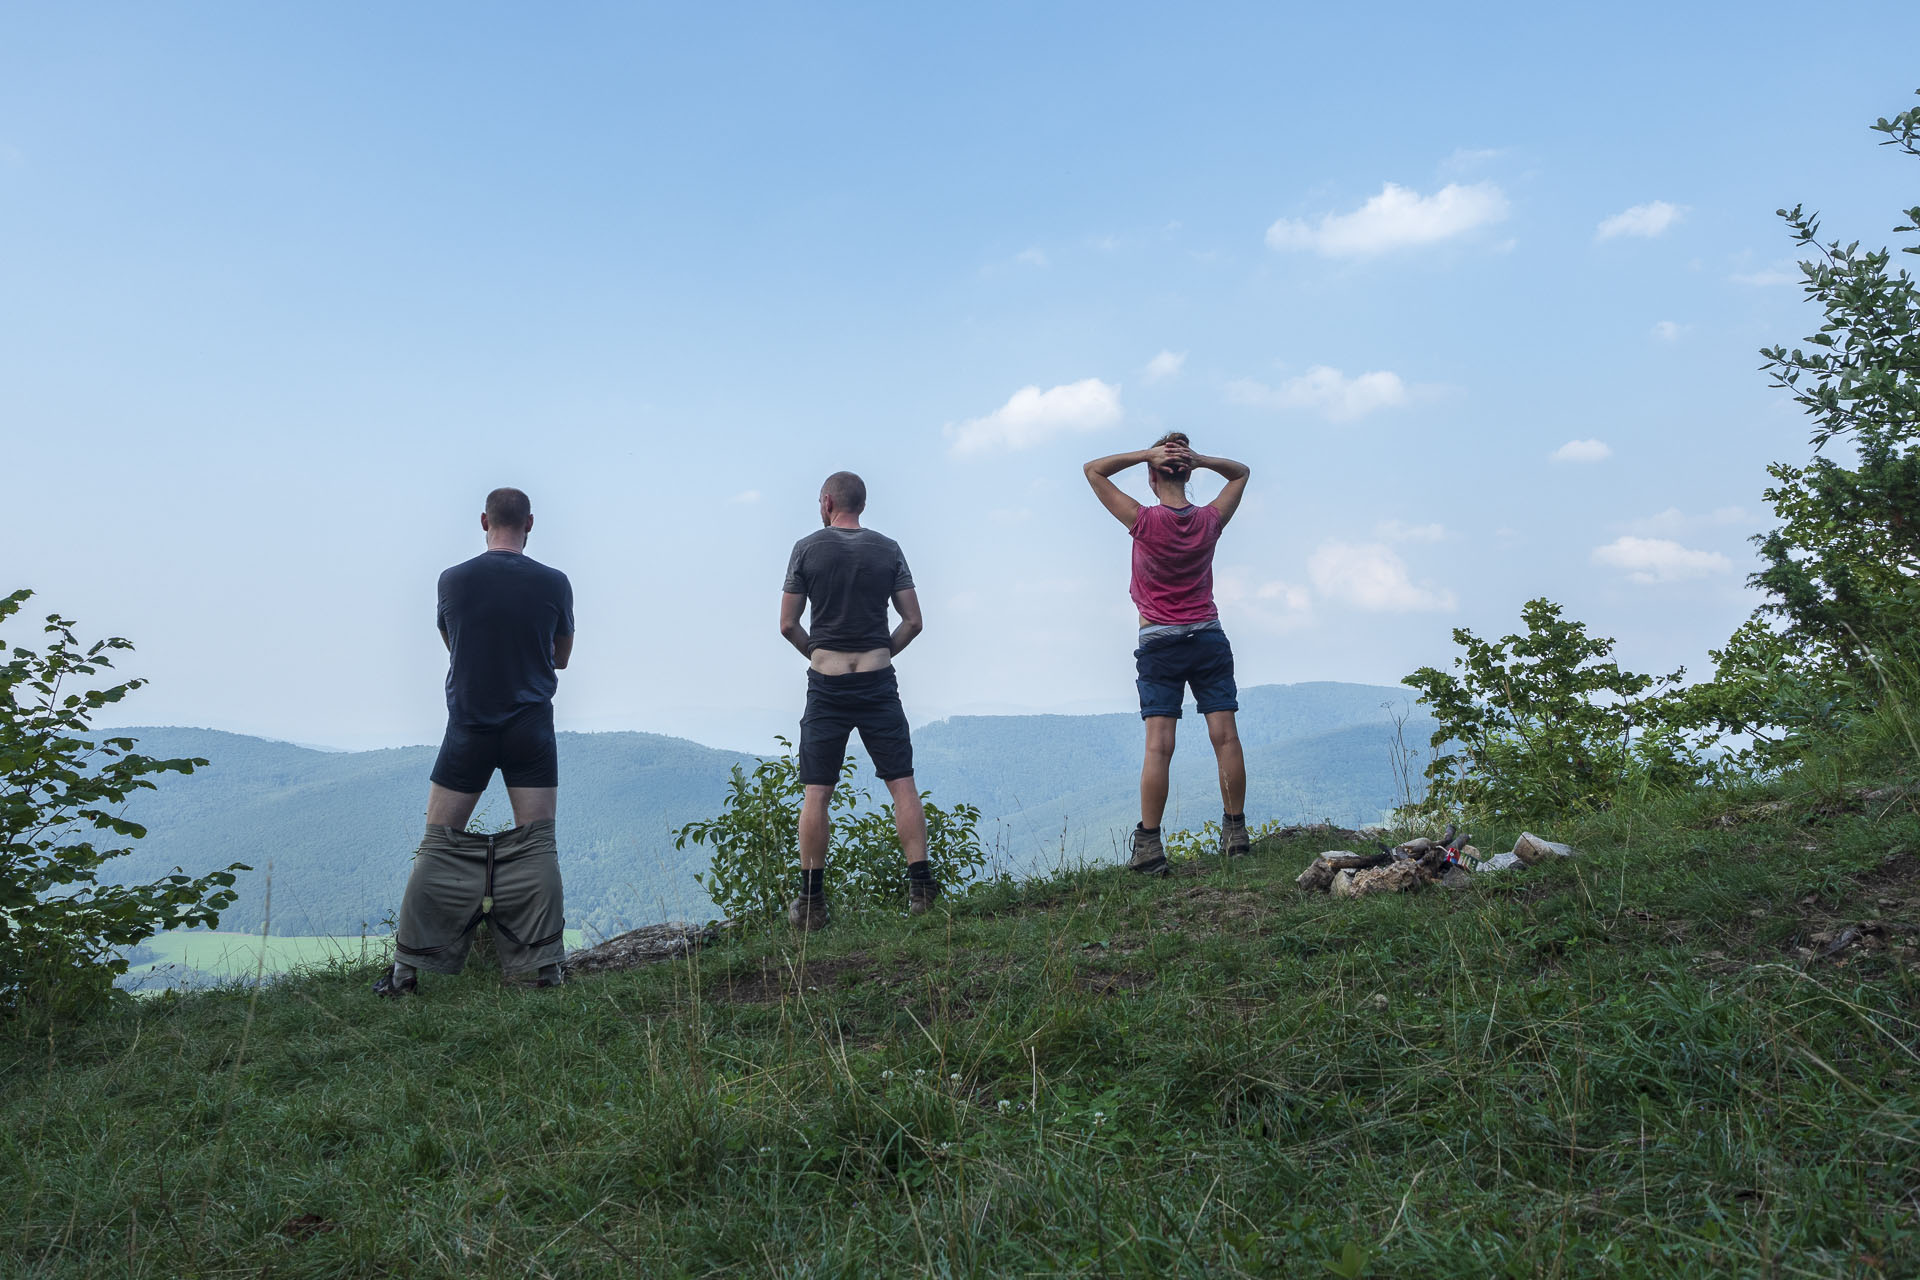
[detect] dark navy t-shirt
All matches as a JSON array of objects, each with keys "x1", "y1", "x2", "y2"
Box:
[{"x1": 436, "y1": 550, "x2": 575, "y2": 728}]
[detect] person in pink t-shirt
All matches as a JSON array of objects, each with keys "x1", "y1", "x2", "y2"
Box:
[{"x1": 1083, "y1": 433, "x2": 1252, "y2": 874}]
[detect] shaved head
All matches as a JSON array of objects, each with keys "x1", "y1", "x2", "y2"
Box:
[{"x1": 821, "y1": 471, "x2": 866, "y2": 515}]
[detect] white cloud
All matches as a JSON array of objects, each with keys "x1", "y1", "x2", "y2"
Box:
[
  {"x1": 1142, "y1": 350, "x2": 1186, "y2": 383},
  {"x1": 1651, "y1": 320, "x2": 1688, "y2": 341},
  {"x1": 1308, "y1": 542, "x2": 1456, "y2": 613},
  {"x1": 946, "y1": 378, "x2": 1123, "y2": 457},
  {"x1": 1087, "y1": 234, "x2": 1123, "y2": 252},
  {"x1": 1214, "y1": 568, "x2": 1315, "y2": 633},
  {"x1": 1592, "y1": 536, "x2": 1732, "y2": 584},
  {"x1": 1375, "y1": 519, "x2": 1448, "y2": 543},
  {"x1": 1596, "y1": 200, "x2": 1685, "y2": 240},
  {"x1": 728, "y1": 489, "x2": 761, "y2": 504},
  {"x1": 1551, "y1": 439, "x2": 1612, "y2": 464},
  {"x1": 1015, "y1": 247, "x2": 1048, "y2": 267},
  {"x1": 1227, "y1": 366, "x2": 1408, "y2": 422},
  {"x1": 1627, "y1": 506, "x2": 1747, "y2": 537},
  {"x1": 1266, "y1": 182, "x2": 1509, "y2": 257}
]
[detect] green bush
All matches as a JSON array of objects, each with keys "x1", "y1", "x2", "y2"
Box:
[
  {"x1": 1405, "y1": 598, "x2": 1710, "y2": 824},
  {"x1": 675, "y1": 738, "x2": 987, "y2": 925},
  {"x1": 1, "y1": 589, "x2": 247, "y2": 1025}
]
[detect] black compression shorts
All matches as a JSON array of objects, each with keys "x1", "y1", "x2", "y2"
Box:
[{"x1": 430, "y1": 702, "x2": 559, "y2": 792}]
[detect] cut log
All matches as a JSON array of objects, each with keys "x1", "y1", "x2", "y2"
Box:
[
  {"x1": 1348, "y1": 861, "x2": 1424, "y2": 897},
  {"x1": 1512, "y1": 832, "x2": 1576, "y2": 865},
  {"x1": 564, "y1": 921, "x2": 724, "y2": 976}
]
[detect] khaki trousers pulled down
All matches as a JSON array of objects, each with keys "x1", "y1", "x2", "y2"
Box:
[{"x1": 395, "y1": 819, "x2": 566, "y2": 976}]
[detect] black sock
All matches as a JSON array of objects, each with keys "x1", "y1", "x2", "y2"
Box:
[
  {"x1": 908, "y1": 860, "x2": 933, "y2": 882},
  {"x1": 1137, "y1": 823, "x2": 1160, "y2": 834},
  {"x1": 1225, "y1": 812, "x2": 1245, "y2": 823},
  {"x1": 801, "y1": 868, "x2": 825, "y2": 897}
]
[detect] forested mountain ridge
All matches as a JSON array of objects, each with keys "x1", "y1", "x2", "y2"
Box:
[{"x1": 104, "y1": 681, "x2": 1430, "y2": 937}]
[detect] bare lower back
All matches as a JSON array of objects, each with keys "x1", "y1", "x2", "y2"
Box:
[{"x1": 810, "y1": 647, "x2": 893, "y2": 675}]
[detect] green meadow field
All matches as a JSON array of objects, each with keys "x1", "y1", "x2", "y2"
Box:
[{"x1": 122, "y1": 929, "x2": 589, "y2": 985}]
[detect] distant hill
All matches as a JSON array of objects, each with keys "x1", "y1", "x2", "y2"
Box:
[
  {"x1": 103, "y1": 682, "x2": 1432, "y2": 937},
  {"x1": 101, "y1": 728, "x2": 756, "y2": 940}
]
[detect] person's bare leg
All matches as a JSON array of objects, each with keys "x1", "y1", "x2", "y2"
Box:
[
  {"x1": 884, "y1": 776, "x2": 928, "y2": 864},
  {"x1": 799, "y1": 784, "x2": 834, "y2": 870},
  {"x1": 506, "y1": 787, "x2": 557, "y2": 825},
  {"x1": 1140, "y1": 717, "x2": 1177, "y2": 828},
  {"x1": 425, "y1": 784, "x2": 483, "y2": 829},
  {"x1": 1205, "y1": 711, "x2": 1246, "y2": 815}
]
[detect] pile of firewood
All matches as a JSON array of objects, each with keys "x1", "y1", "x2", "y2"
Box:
[{"x1": 1296, "y1": 826, "x2": 1576, "y2": 899}]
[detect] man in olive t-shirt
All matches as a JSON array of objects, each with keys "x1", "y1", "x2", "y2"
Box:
[{"x1": 777, "y1": 470, "x2": 934, "y2": 929}]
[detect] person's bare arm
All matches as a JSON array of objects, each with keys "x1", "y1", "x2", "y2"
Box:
[
  {"x1": 1196, "y1": 453, "x2": 1251, "y2": 526},
  {"x1": 779, "y1": 592, "x2": 811, "y2": 657},
  {"x1": 552, "y1": 632, "x2": 574, "y2": 670},
  {"x1": 1082, "y1": 450, "x2": 1149, "y2": 528},
  {"x1": 889, "y1": 588, "x2": 923, "y2": 656}
]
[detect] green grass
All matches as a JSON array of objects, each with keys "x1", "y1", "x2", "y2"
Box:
[
  {"x1": 5, "y1": 779, "x2": 1918, "y2": 1277},
  {"x1": 121, "y1": 930, "x2": 590, "y2": 984}
]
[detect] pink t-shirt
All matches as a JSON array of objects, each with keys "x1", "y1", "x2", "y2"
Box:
[{"x1": 1129, "y1": 503, "x2": 1224, "y2": 624}]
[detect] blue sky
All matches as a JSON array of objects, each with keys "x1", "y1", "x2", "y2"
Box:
[{"x1": 3, "y1": 3, "x2": 1914, "y2": 752}]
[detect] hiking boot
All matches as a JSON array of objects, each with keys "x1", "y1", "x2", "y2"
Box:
[
  {"x1": 788, "y1": 893, "x2": 830, "y2": 931},
  {"x1": 1129, "y1": 824, "x2": 1168, "y2": 875},
  {"x1": 908, "y1": 876, "x2": 941, "y2": 916},
  {"x1": 371, "y1": 966, "x2": 417, "y2": 998},
  {"x1": 1220, "y1": 814, "x2": 1252, "y2": 858}
]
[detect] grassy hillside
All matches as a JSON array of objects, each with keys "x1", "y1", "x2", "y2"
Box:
[
  {"x1": 7, "y1": 766, "x2": 1915, "y2": 1275},
  {"x1": 103, "y1": 683, "x2": 1430, "y2": 939}
]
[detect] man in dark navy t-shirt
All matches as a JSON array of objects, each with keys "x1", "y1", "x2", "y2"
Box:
[
  {"x1": 375, "y1": 487, "x2": 575, "y2": 998},
  {"x1": 429, "y1": 488, "x2": 576, "y2": 812}
]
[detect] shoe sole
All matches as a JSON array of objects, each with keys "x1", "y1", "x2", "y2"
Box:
[{"x1": 1129, "y1": 856, "x2": 1168, "y2": 875}]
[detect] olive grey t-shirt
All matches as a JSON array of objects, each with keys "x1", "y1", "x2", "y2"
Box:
[{"x1": 782, "y1": 527, "x2": 914, "y2": 654}]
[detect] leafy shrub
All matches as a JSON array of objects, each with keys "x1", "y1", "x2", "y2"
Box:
[
  {"x1": 1404, "y1": 598, "x2": 1710, "y2": 824},
  {"x1": 1, "y1": 590, "x2": 248, "y2": 1024},
  {"x1": 675, "y1": 738, "x2": 987, "y2": 925}
]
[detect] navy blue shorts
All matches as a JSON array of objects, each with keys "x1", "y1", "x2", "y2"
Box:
[
  {"x1": 430, "y1": 703, "x2": 559, "y2": 792},
  {"x1": 1134, "y1": 628, "x2": 1239, "y2": 720},
  {"x1": 799, "y1": 667, "x2": 915, "y2": 786}
]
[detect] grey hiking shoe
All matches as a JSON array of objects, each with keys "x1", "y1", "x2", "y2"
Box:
[
  {"x1": 1220, "y1": 814, "x2": 1251, "y2": 858},
  {"x1": 908, "y1": 875, "x2": 941, "y2": 916},
  {"x1": 1129, "y1": 824, "x2": 1168, "y2": 875},
  {"x1": 788, "y1": 893, "x2": 830, "y2": 931}
]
